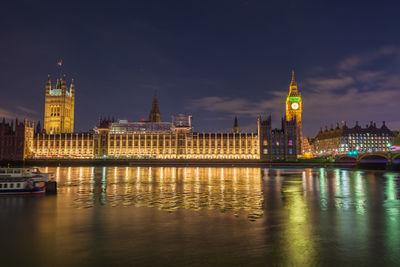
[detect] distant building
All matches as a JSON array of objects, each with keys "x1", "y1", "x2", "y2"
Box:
[
  {"x1": 313, "y1": 121, "x2": 394, "y2": 156},
  {"x1": 0, "y1": 118, "x2": 34, "y2": 160}
]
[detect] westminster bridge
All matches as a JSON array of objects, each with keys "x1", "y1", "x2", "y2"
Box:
[{"x1": 335, "y1": 151, "x2": 400, "y2": 170}]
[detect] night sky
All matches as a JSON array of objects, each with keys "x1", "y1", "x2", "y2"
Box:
[{"x1": 1, "y1": 0, "x2": 399, "y2": 136}]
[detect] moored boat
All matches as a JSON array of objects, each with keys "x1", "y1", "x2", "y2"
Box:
[{"x1": 0, "y1": 168, "x2": 53, "y2": 195}]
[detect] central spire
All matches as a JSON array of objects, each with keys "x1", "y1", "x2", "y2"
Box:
[
  {"x1": 291, "y1": 70, "x2": 295, "y2": 83},
  {"x1": 290, "y1": 69, "x2": 297, "y2": 86},
  {"x1": 149, "y1": 91, "x2": 162, "y2": 122},
  {"x1": 289, "y1": 69, "x2": 298, "y2": 93}
]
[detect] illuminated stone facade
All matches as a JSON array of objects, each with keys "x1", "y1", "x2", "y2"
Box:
[
  {"x1": 91, "y1": 116, "x2": 260, "y2": 159},
  {"x1": 99, "y1": 131, "x2": 259, "y2": 159},
  {"x1": 313, "y1": 121, "x2": 394, "y2": 156},
  {"x1": 28, "y1": 115, "x2": 264, "y2": 160},
  {"x1": 32, "y1": 133, "x2": 94, "y2": 159},
  {"x1": 285, "y1": 71, "x2": 302, "y2": 154},
  {"x1": 44, "y1": 75, "x2": 75, "y2": 134}
]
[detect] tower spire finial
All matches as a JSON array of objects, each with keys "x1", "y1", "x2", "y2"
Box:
[
  {"x1": 233, "y1": 116, "x2": 239, "y2": 134},
  {"x1": 149, "y1": 90, "x2": 162, "y2": 122},
  {"x1": 289, "y1": 69, "x2": 297, "y2": 91},
  {"x1": 291, "y1": 69, "x2": 296, "y2": 85}
]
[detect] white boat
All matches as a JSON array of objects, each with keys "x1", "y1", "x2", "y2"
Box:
[{"x1": 0, "y1": 168, "x2": 53, "y2": 195}]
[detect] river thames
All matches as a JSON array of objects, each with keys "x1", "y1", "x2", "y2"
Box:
[{"x1": 0, "y1": 166, "x2": 399, "y2": 266}]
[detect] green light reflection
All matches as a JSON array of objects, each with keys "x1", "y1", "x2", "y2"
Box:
[{"x1": 384, "y1": 173, "x2": 400, "y2": 262}]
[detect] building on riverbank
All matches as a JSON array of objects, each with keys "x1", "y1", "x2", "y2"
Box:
[
  {"x1": 312, "y1": 121, "x2": 394, "y2": 156},
  {"x1": 88, "y1": 113, "x2": 260, "y2": 160},
  {"x1": 258, "y1": 115, "x2": 298, "y2": 161},
  {"x1": 0, "y1": 119, "x2": 34, "y2": 160},
  {"x1": 27, "y1": 114, "x2": 297, "y2": 160},
  {"x1": 2, "y1": 73, "x2": 299, "y2": 161}
]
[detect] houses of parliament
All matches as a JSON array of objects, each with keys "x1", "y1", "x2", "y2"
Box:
[{"x1": 0, "y1": 73, "x2": 302, "y2": 161}]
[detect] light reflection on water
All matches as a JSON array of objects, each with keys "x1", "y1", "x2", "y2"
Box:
[
  {"x1": 0, "y1": 167, "x2": 399, "y2": 266},
  {"x1": 53, "y1": 167, "x2": 265, "y2": 220}
]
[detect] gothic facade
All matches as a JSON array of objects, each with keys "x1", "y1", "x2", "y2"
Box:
[
  {"x1": 258, "y1": 116, "x2": 298, "y2": 161},
  {"x1": 2, "y1": 73, "x2": 299, "y2": 161}
]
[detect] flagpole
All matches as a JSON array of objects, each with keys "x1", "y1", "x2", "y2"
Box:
[{"x1": 57, "y1": 59, "x2": 63, "y2": 78}]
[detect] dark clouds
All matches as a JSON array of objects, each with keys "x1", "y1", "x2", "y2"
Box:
[{"x1": 190, "y1": 46, "x2": 400, "y2": 135}]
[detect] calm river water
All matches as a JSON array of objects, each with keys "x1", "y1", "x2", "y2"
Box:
[{"x1": 0, "y1": 166, "x2": 399, "y2": 266}]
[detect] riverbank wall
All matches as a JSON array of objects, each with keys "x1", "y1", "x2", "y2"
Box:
[
  {"x1": 0, "y1": 159, "x2": 357, "y2": 168},
  {"x1": 1, "y1": 159, "x2": 398, "y2": 171}
]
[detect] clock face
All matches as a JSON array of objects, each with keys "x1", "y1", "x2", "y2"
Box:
[{"x1": 291, "y1": 102, "x2": 299, "y2": 110}]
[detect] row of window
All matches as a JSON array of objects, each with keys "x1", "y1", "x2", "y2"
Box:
[
  {"x1": 37, "y1": 142, "x2": 92, "y2": 146},
  {"x1": 108, "y1": 134, "x2": 257, "y2": 139},
  {"x1": 49, "y1": 105, "x2": 71, "y2": 117},
  {"x1": 0, "y1": 183, "x2": 22, "y2": 189},
  {"x1": 108, "y1": 149, "x2": 257, "y2": 154},
  {"x1": 36, "y1": 141, "x2": 254, "y2": 147},
  {"x1": 36, "y1": 151, "x2": 93, "y2": 154},
  {"x1": 50, "y1": 105, "x2": 61, "y2": 117},
  {"x1": 262, "y1": 139, "x2": 294, "y2": 146},
  {"x1": 108, "y1": 141, "x2": 255, "y2": 147},
  {"x1": 317, "y1": 147, "x2": 389, "y2": 153},
  {"x1": 347, "y1": 134, "x2": 389, "y2": 138}
]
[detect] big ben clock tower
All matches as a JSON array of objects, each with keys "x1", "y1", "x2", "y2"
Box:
[{"x1": 286, "y1": 70, "x2": 302, "y2": 154}]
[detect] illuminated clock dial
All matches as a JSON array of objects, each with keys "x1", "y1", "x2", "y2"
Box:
[{"x1": 291, "y1": 102, "x2": 299, "y2": 110}]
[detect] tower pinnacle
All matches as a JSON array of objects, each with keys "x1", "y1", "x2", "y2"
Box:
[
  {"x1": 291, "y1": 69, "x2": 295, "y2": 82},
  {"x1": 233, "y1": 116, "x2": 239, "y2": 134},
  {"x1": 149, "y1": 91, "x2": 162, "y2": 122},
  {"x1": 289, "y1": 69, "x2": 298, "y2": 93}
]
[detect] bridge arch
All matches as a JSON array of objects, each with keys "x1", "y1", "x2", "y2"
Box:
[
  {"x1": 392, "y1": 153, "x2": 400, "y2": 160},
  {"x1": 358, "y1": 154, "x2": 390, "y2": 161},
  {"x1": 392, "y1": 153, "x2": 400, "y2": 170},
  {"x1": 392, "y1": 153, "x2": 400, "y2": 163},
  {"x1": 336, "y1": 155, "x2": 357, "y2": 163},
  {"x1": 358, "y1": 154, "x2": 389, "y2": 170}
]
